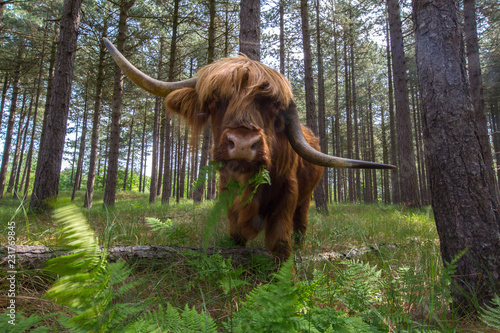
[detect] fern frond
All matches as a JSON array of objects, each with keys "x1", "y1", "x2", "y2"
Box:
[
  {"x1": 44, "y1": 204, "x2": 148, "y2": 332},
  {"x1": 480, "y1": 294, "x2": 500, "y2": 328},
  {"x1": 131, "y1": 304, "x2": 217, "y2": 333},
  {"x1": 333, "y1": 259, "x2": 383, "y2": 315},
  {"x1": 0, "y1": 312, "x2": 55, "y2": 333},
  {"x1": 228, "y1": 258, "x2": 322, "y2": 333}
]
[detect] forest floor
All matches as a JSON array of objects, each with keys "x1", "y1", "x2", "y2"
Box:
[{"x1": 1, "y1": 191, "x2": 498, "y2": 332}]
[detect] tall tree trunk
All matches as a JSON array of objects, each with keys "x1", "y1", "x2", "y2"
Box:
[
  {"x1": 381, "y1": 105, "x2": 391, "y2": 203},
  {"x1": 279, "y1": 0, "x2": 285, "y2": 75},
  {"x1": 139, "y1": 108, "x2": 147, "y2": 193},
  {"x1": 368, "y1": 84, "x2": 378, "y2": 202},
  {"x1": 103, "y1": 0, "x2": 135, "y2": 206},
  {"x1": 179, "y1": 126, "x2": 188, "y2": 201},
  {"x1": 84, "y1": 27, "x2": 107, "y2": 209},
  {"x1": 387, "y1": 0, "x2": 420, "y2": 207},
  {"x1": 239, "y1": 0, "x2": 260, "y2": 61},
  {"x1": 149, "y1": 38, "x2": 165, "y2": 202},
  {"x1": 207, "y1": 0, "x2": 216, "y2": 64},
  {"x1": 0, "y1": 74, "x2": 9, "y2": 130},
  {"x1": 30, "y1": 0, "x2": 82, "y2": 212},
  {"x1": 300, "y1": 0, "x2": 326, "y2": 212},
  {"x1": 315, "y1": 0, "x2": 329, "y2": 211},
  {"x1": 123, "y1": 115, "x2": 135, "y2": 191},
  {"x1": 344, "y1": 39, "x2": 354, "y2": 202},
  {"x1": 69, "y1": 116, "x2": 79, "y2": 187},
  {"x1": 71, "y1": 89, "x2": 89, "y2": 201},
  {"x1": 333, "y1": 16, "x2": 343, "y2": 203},
  {"x1": 0, "y1": 43, "x2": 22, "y2": 199},
  {"x1": 161, "y1": 114, "x2": 172, "y2": 204},
  {"x1": 384, "y1": 12, "x2": 398, "y2": 204},
  {"x1": 413, "y1": 0, "x2": 500, "y2": 312},
  {"x1": 491, "y1": 102, "x2": 500, "y2": 184},
  {"x1": 6, "y1": 92, "x2": 27, "y2": 195},
  {"x1": 193, "y1": 126, "x2": 211, "y2": 202},
  {"x1": 463, "y1": 0, "x2": 497, "y2": 197},
  {"x1": 22, "y1": 17, "x2": 49, "y2": 199},
  {"x1": 157, "y1": 112, "x2": 165, "y2": 196},
  {"x1": 38, "y1": 24, "x2": 58, "y2": 158},
  {"x1": 13, "y1": 91, "x2": 33, "y2": 197},
  {"x1": 350, "y1": 42, "x2": 361, "y2": 202}
]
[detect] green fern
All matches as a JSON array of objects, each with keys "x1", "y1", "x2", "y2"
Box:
[
  {"x1": 42, "y1": 204, "x2": 220, "y2": 332},
  {"x1": 0, "y1": 312, "x2": 54, "y2": 333},
  {"x1": 145, "y1": 217, "x2": 190, "y2": 245},
  {"x1": 44, "y1": 205, "x2": 147, "y2": 332},
  {"x1": 332, "y1": 259, "x2": 383, "y2": 315},
  {"x1": 227, "y1": 259, "x2": 374, "y2": 333},
  {"x1": 195, "y1": 162, "x2": 271, "y2": 248},
  {"x1": 186, "y1": 251, "x2": 247, "y2": 294},
  {"x1": 480, "y1": 294, "x2": 500, "y2": 328},
  {"x1": 127, "y1": 304, "x2": 217, "y2": 333}
]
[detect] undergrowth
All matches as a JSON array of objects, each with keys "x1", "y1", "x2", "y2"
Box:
[{"x1": 1, "y1": 166, "x2": 499, "y2": 331}]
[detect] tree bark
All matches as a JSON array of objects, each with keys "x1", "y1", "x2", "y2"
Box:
[
  {"x1": 388, "y1": 0, "x2": 420, "y2": 207},
  {"x1": 0, "y1": 74, "x2": 9, "y2": 131},
  {"x1": 71, "y1": 91, "x2": 88, "y2": 201},
  {"x1": 413, "y1": 0, "x2": 500, "y2": 312},
  {"x1": 104, "y1": 0, "x2": 135, "y2": 206},
  {"x1": 149, "y1": 38, "x2": 165, "y2": 203},
  {"x1": 84, "y1": 30, "x2": 107, "y2": 209},
  {"x1": 123, "y1": 114, "x2": 135, "y2": 191},
  {"x1": 6, "y1": 91, "x2": 27, "y2": 195},
  {"x1": 30, "y1": 0, "x2": 82, "y2": 212},
  {"x1": 1, "y1": 244, "x2": 377, "y2": 270},
  {"x1": 239, "y1": 0, "x2": 260, "y2": 61},
  {"x1": 161, "y1": 114, "x2": 172, "y2": 204},
  {"x1": 300, "y1": 0, "x2": 326, "y2": 212},
  {"x1": 0, "y1": 43, "x2": 22, "y2": 199},
  {"x1": 386, "y1": 17, "x2": 400, "y2": 204},
  {"x1": 315, "y1": 0, "x2": 329, "y2": 212},
  {"x1": 463, "y1": 0, "x2": 497, "y2": 197}
]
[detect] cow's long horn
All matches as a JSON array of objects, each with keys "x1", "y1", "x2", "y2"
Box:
[
  {"x1": 103, "y1": 38, "x2": 198, "y2": 97},
  {"x1": 283, "y1": 100, "x2": 396, "y2": 169}
]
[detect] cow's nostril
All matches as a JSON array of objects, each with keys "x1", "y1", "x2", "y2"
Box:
[
  {"x1": 251, "y1": 142, "x2": 259, "y2": 150},
  {"x1": 228, "y1": 139, "x2": 235, "y2": 149}
]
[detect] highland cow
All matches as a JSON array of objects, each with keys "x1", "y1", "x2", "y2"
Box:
[{"x1": 104, "y1": 38, "x2": 395, "y2": 260}]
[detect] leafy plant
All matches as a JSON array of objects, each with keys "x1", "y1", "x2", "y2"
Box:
[
  {"x1": 0, "y1": 312, "x2": 53, "y2": 333},
  {"x1": 145, "y1": 217, "x2": 190, "y2": 245},
  {"x1": 13, "y1": 204, "x2": 222, "y2": 332},
  {"x1": 186, "y1": 251, "x2": 247, "y2": 294},
  {"x1": 227, "y1": 259, "x2": 373, "y2": 333},
  {"x1": 128, "y1": 304, "x2": 217, "y2": 333},
  {"x1": 480, "y1": 293, "x2": 500, "y2": 329},
  {"x1": 44, "y1": 205, "x2": 147, "y2": 332},
  {"x1": 194, "y1": 162, "x2": 271, "y2": 248}
]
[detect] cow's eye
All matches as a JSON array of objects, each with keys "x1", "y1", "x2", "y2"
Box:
[
  {"x1": 214, "y1": 98, "x2": 221, "y2": 109},
  {"x1": 273, "y1": 101, "x2": 281, "y2": 109}
]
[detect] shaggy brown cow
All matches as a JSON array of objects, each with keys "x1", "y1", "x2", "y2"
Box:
[{"x1": 104, "y1": 38, "x2": 395, "y2": 260}]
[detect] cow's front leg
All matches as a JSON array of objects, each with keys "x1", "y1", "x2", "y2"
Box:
[
  {"x1": 228, "y1": 197, "x2": 261, "y2": 246},
  {"x1": 264, "y1": 179, "x2": 298, "y2": 261}
]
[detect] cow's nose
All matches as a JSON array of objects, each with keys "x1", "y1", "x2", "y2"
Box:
[{"x1": 226, "y1": 132, "x2": 262, "y2": 161}]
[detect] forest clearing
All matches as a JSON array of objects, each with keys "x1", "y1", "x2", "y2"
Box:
[
  {"x1": 1, "y1": 0, "x2": 500, "y2": 331},
  {"x1": 0, "y1": 191, "x2": 498, "y2": 331}
]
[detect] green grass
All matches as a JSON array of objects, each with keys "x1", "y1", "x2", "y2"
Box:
[{"x1": 1, "y1": 192, "x2": 498, "y2": 332}]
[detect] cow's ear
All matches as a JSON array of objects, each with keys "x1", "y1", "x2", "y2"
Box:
[{"x1": 166, "y1": 87, "x2": 208, "y2": 137}]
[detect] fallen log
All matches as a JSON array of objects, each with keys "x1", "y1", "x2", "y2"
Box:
[
  {"x1": 0, "y1": 245, "x2": 375, "y2": 270},
  {"x1": 0, "y1": 245, "x2": 273, "y2": 270}
]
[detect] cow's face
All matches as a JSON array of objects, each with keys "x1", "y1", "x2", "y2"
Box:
[
  {"x1": 167, "y1": 85, "x2": 287, "y2": 179},
  {"x1": 166, "y1": 59, "x2": 293, "y2": 178}
]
